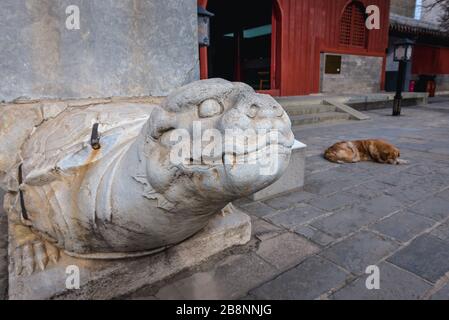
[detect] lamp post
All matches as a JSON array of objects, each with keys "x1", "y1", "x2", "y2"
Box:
[
  {"x1": 198, "y1": 6, "x2": 214, "y2": 47},
  {"x1": 392, "y1": 39, "x2": 414, "y2": 116}
]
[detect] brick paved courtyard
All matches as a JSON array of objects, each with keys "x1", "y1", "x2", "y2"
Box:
[
  {"x1": 1, "y1": 98, "x2": 449, "y2": 300},
  {"x1": 130, "y1": 97, "x2": 449, "y2": 300}
]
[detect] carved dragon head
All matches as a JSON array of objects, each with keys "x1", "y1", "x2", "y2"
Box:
[{"x1": 143, "y1": 79, "x2": 294, "y2": 214}]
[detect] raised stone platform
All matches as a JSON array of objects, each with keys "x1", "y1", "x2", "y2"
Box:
[
  {"x1": 251, "y1": 140, "x2": 307, "y2": 201},
  {"x1": 8, "y1": 207, "x2": 251, "y2": 300}
]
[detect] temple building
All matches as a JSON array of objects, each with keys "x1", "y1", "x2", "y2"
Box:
[
  {"x1": 1, "y1": 0, "x2": 447, "y2": 103},
  {"x1": 387, "y1": 0, "x2": 449, "y2": 94},
  {"x1": 198, "y1": 0, "x2": 391, "y2": 96}
]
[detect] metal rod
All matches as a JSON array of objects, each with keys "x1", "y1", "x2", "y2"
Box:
[
  {"x1": 90, "y1": 123, "x2": 101, "y2": 150},
  {"x1": 393, "y1": 60, "x2": 407, "y2": 116}
]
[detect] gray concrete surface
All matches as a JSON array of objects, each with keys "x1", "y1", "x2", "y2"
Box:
[
  {"x1": 0, "y1": 0, "x2": 199, "y2": 102},
  {"x1": 128, "y1": 98, "x2": 449, "y2": 300}
]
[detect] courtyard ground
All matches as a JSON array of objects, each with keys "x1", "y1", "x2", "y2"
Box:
[
  {"x1": 130, "y1": 96, "x2": 449, "y2": 300},
  {"x1": 1, "y1": 97, "x2": 449, "y2": 300}
]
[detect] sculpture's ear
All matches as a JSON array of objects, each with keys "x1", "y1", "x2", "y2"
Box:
[{"x1": 147, "y1": 106, "x2": 177, "y2": 140}]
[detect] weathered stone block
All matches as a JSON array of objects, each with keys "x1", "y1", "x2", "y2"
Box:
[
  {"x1": 8, "y1": 209, "x2": 251, "y2": 300},
  {"x1": 0, "y1": 0, "x2": 199, "y2": 102},
  {"x1": 251, "y1": 140, "x2": 307, "y2": 201}
]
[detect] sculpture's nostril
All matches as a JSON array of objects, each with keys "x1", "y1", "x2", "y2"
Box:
[
  {"x1": 247, "y1": 105, "x2": 259, "y2": 118},
  {"x1": 273, "y1": 105, "x2": 284, "y2": 117}
]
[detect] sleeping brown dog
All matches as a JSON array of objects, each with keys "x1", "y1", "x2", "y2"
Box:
[{"x1": 324, "y1": 139, "x2": 408, "y2": 165}]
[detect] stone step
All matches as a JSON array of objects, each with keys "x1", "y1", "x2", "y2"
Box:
[
  {"x1": 275, "y1": 96, "x2": 325, "y2": 108},
  {"x1": 289, "y1": 111, "x2": 352, "y2": 126},
  {"x1": 284, "y1": 104, "x2": 337, "y2": 116}
]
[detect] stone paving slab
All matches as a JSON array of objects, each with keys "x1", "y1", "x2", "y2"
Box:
[
  {"x1": 430, "y1": 223, "x2": 449, "y2": 242},
  {"x1": 353, "y1": 194, "x2": 404, "y2": 218},
  {"x1": 304, "y1": 178, "x2": 356, "y2": 196},
  {"x1": 331, "y1": 262, "x2": 432, "y2": 300},
  {"x1": 305, "y1": 155, "x2": 339, "y2": 175},
  {"x1": 320, "y1": 231, "x2": 399, "y2": 275},
  {"x1": 249, "y1": 256, "x2": 351, "y2": 300},
  {"x1": 375, "y1": 171, "x2": 421, "y2": 187},
  {"x1": 262, "y1": 190, "x2": 315, "y2": 210},
  {"x1": 154, "y1": 253, "x2": 277, "y2": 300},
  {"x1": 430, "y1": 283, "x2": 449, "y2": 300},
  {"x1": 265, "y1": 204, "x2": 326, "y2": 229},
  {"x1": 383, "y1": 184, "x2": 432, "y2": 206},
  {"x1": 311, "y1": 206, "x2": 379, "y2": 239},
  {"x1": 293, "y1": 225, "x2": 335, "y2": 247},
  {"x1": 251, "y1": 217, "x2": 283, "y2": 242},
  {"x1": 346, "y1": 180, "x2": 393, "y2": 200},
  {"x1": 387, "y1": 234, "x2": 449, "y2": 283},
  {"x1": 255, "y1": 233, "x2": 319, "y2": 270},
  {"x1": 307, "y1": 192, "x2": 358, "y2": 212},
  {"x1": 238, "y1": 201, "x2": 276, "y2": 218},
  {"x1": 417, "y1": 174, "x2": 449, "y2": 194},
  {"x1": 408, "y1": 197, "x2": 449, "y2": 221},
  {"x1": 406, "y1": 164, "x2": 440, "y2": 176},
  {"x1": 436, "y1": 188, "x2": 449, "y2": 200},
  {"x1": 371, "y1": 211, "x2": 436, "y2": 243}
]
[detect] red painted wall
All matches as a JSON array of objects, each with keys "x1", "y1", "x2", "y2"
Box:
[
  {"x1": 199, "y1": 0, "x2": 390, "y2": 96},
  {"x1": 412, "y1": 45, "x2": 449, "y2": 75},
  {"x1": 277, "y1": 0, "x2": 390, "y2": 96}
]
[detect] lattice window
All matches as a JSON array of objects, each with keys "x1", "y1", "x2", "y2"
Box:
[{"x1": 339, "y1": 2, "x2": 367, "y2": 48}]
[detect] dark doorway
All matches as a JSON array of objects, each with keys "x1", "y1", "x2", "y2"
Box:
[{"x1": 207, "y1": 0, "x2": 273, "y2": 91}]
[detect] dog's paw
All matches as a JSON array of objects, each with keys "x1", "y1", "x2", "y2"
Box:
[{"x1": 396, "y1": 159, "x2": 409, "y2": 165}]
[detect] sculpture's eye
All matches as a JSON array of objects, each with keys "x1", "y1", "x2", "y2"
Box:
[{"x1": 199, "y1": 99, "x2": 223, "y2": 118}]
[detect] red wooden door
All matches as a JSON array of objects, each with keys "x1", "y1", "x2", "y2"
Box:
[{"x1": 198, "y1": 0, "x2": 281, "y2": 96}]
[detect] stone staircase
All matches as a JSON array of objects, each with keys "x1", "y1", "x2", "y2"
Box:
[{"x1": 276, "y1": 96, "x2": 355, "y2": 128}]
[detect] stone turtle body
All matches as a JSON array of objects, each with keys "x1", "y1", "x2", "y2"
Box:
[{"x1": 0, "y1": 79, "x2": 294, "y2": 273}]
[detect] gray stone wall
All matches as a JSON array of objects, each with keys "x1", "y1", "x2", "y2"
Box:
[
  {"x1": 390, "y1": 0, "x2": 416, "y2": 18},
  {"x1": 436, "y1": 75, "x2": 449, "y2": 91},
  {"x1": 0, "y1": 0, "x2": 199, "y2": 102},
  {"x1": 320, "y1": 53, "x2": 383, "y2": 94}
]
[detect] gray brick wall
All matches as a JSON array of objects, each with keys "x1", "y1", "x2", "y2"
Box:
[
  {"x1": 390, "y1": 0, "x2": 416, "y2": 18},
  {"x1": 320, "y1": 53, "x2": 383, "y2": 94},
  {"x1": 436, "y1": 75, "x2": 449, "y2": 91}
]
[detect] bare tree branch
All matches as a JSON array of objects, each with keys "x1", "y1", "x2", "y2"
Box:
[{"x1": 419, "y1": 0, "x2": 449, "y2": 31}]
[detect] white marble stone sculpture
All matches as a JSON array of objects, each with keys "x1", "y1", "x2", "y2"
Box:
[{"x1": 0, "y1": 79, "x2": 294, "y2": 275}]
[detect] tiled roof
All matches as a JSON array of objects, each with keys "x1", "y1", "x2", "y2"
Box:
[{"x1": 389, "y1": 13, "x2": 448, "y2": 38}]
